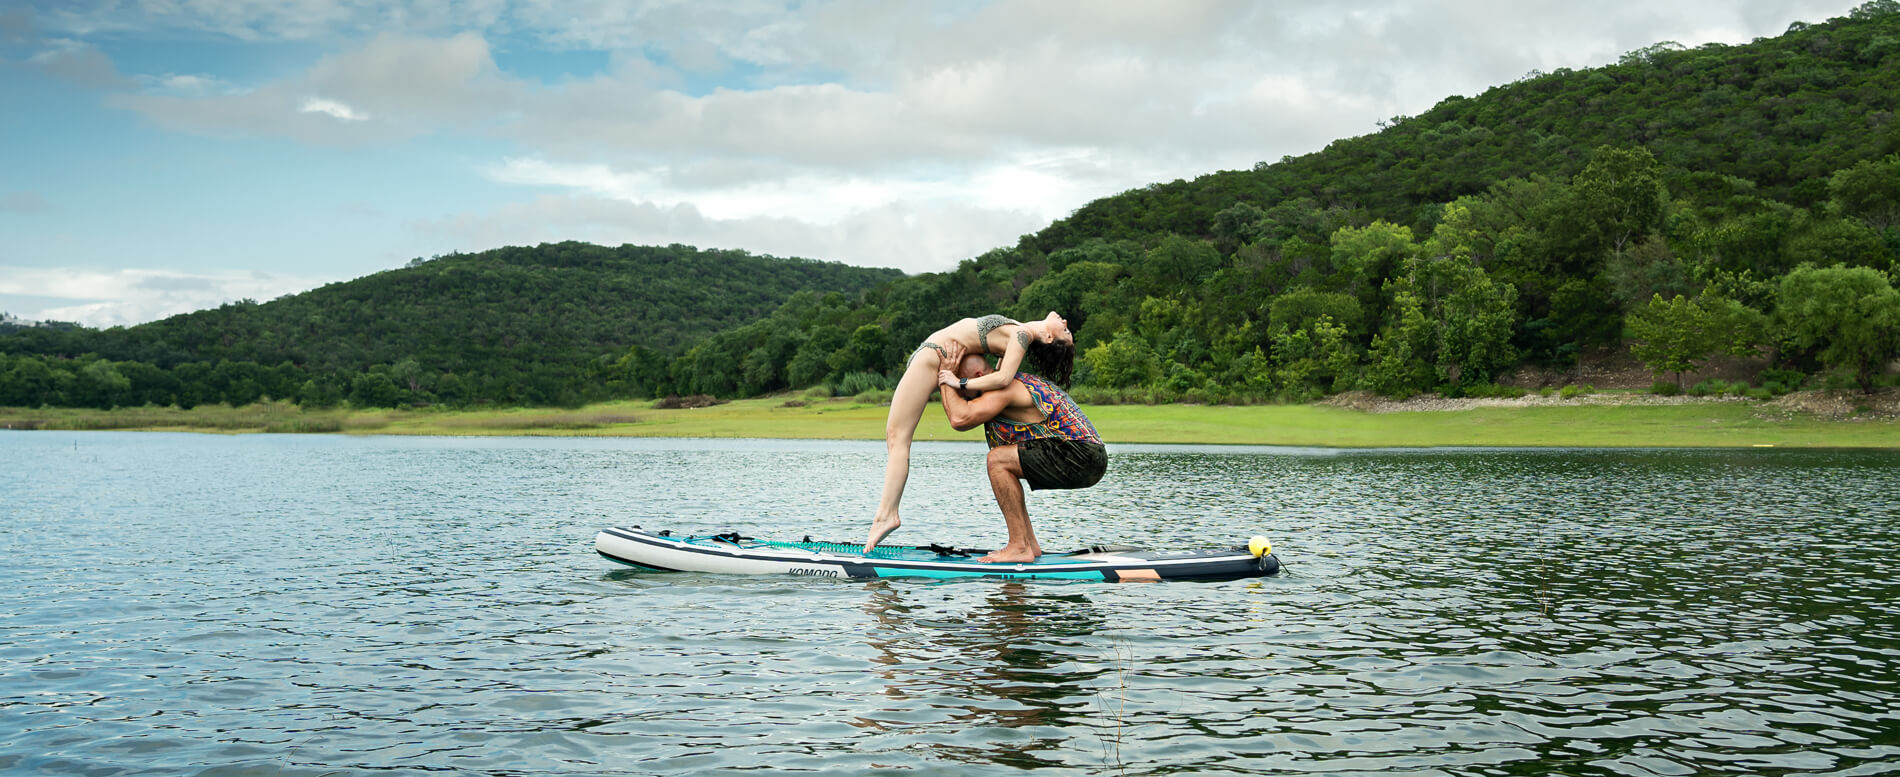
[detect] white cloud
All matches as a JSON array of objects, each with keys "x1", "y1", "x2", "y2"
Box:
[
  {"x1": 301, "y1": 96, "x2": 368, "y2": 120},
  {"x1": 0, "y1": 267, "x2": 332, "y2": 328},
  {"x1": 22, "y1": 37, "x2": 129, "y2": 88},
  {"x1": 136, "y1": 72, "x2": 245, "y2": 96},
  {"x1": 41, "y1": 0, "x2": 510, "y2": 42},
  {"x1": 30, "y1": 0, "x2": 1873, "y2": 282},
  {"x1": 411, "y1": 192, "x2": 1042, "y2": 274}
]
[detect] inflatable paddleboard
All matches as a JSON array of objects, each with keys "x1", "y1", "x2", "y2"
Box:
[{"x1": 594, "y1": 526, "x2": 1281, "y2": 582}]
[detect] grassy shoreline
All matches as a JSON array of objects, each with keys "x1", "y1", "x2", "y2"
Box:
[{"x1": 4, "y1": 394, "x2": 1898, "y2": 448}]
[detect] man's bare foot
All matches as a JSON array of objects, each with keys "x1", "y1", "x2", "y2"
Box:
[
  {"x1": 864, "y1": 515, "x2": 901, "y2": 554},
  {"x1": 978, "y1": 544, "x2": 1040, "y2": 563}
]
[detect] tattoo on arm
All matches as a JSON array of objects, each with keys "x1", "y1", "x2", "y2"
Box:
[{"x1": 1016, "y1": 330, "x2": 1030, "y2": 350}]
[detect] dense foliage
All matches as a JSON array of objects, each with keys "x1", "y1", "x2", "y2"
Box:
[
  {"x1": 647, "y1": 4, "x2": 1900, "y2": 402},
  {"x1": 5, "y1": 3, "x2": 1898, "y2": 411},
  {"x1": 0, "y1": 243, "x2": 900, "y2": 408}
]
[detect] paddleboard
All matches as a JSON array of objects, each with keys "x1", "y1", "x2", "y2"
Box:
[{"x1": 594, "y1": 526, "x2": 1281, "y2": 582}]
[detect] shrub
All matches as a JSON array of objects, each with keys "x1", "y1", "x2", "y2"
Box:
[
  {"x1": 1183, "y1": 386, "x2": 1224, "y2": 405},
  {"x1": 1651, "y1": 380, "x2": 1682, "y2": 396},
  {"x1": 1126, "y1": 386, "x2": 1168, "y2": 405},
  {"x1": 1822, "y1": 373, "x2": 1861, "y2": 391},
  {"x1": 1744, "y1": 387, "x2": 1772, "y2": 400},
  {"x1": 836, "y1": 371, "x2": 892, "y2": 396},
  {"x1": 1688, "y1": 379, "x2": 1736, "y2": 397},
  {"x1": 1559, "y1": 384, "x2": 1594, "y2": 399},
  {"x1": 1275, "y1": 384, "x2": 1322, "y2": 403},
  {"x1": 1162, "y1": 363, "x2": 1209, "y2": 394},
  {"x1": 1758, "y1": 368, "x2": 1806, "y2": 395}
]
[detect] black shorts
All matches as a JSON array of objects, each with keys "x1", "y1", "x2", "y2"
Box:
[{"x1": 1018, "y1": 438, "x2": 1107, "y2": 491}]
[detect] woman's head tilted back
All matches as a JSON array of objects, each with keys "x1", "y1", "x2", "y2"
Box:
[{"x1": 1027, "y1": 311, "x2": 1075, "y2": 388}]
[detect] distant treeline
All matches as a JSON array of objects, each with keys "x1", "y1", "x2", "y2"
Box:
[
  {"x1": 0, "y1": 244, "x2": 900, "y2": 408},
  {"x1": 3, "y1": 4, "x2": 1898, "y2": 411}
]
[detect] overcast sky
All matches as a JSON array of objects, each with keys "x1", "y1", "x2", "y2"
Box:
[{"x1": 0, "y1": 0, "x2": 1865, "y2": 327}]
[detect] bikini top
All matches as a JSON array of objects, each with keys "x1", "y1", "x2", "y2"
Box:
[{"x1": 975, "y1": 314, "x2": 1019, "y2": 354}]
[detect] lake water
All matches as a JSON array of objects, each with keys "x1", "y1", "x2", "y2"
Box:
[{"x1": 1, "y1": 432, "x2": 1896, "y2": 776}]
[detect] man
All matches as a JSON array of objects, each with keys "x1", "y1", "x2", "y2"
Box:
[{"x1": 934, "y1": 340, "x2": 1107, "y2": 563}]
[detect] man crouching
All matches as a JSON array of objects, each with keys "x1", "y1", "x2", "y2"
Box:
[{"x1": 934, "y1": 340, "x2": 1107, "y2": 563}]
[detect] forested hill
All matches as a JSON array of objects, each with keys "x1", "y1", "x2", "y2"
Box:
[
  {"x1": 1029, "y1": 6, "x2": 1900, "y2": 255},
  {"x1": 0, "y1": 243, "x2": 900, "y2": 407},
  {"x1": 649, "y1": 3, "x2": 1900, "y2": 402},
  {"x1": 5, "y1": 4, "x2": 1899, "y2": 412}
]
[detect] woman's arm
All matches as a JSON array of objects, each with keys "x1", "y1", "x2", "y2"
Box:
[
  {"x1": 938, "y1": 380, "x2": 1020, "y2": 431},
  {"x1": 962, "y1": 329, "x2": 1031, "y2": 392}
]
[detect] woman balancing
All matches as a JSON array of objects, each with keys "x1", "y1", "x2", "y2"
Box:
[{"x1": 865, "y1": 312, "x2": 1075, "y2": 552}]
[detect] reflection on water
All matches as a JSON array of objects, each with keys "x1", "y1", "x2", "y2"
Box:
[
  {"x1": 859, "y1": 581, "x2": 1113, "y2": 770},
  {"x1": 0, "y1": 432, "x2": 1896, "y2": 776}
]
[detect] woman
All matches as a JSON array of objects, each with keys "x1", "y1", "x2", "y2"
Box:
[{"x1": 865, "y1": 311, "x2": 1075, "y2": 552}]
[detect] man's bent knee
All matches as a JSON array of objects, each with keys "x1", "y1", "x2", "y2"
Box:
[{"x1": 987, "y1": 446, "x2": 1021, "y2": 474}]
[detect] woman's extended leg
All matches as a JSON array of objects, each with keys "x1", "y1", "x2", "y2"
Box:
[{"x1": 866, "y1": 349, "x2": 940, "y2": 552}]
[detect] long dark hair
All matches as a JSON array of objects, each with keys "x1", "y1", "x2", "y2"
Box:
[{"x1": 1026, "y1": 339, "x2": 1075, "y2": 388}]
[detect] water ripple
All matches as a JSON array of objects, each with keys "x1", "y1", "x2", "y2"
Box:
[{"x1": 1, "y1": 434, "x2": 1896, "y2": 775}]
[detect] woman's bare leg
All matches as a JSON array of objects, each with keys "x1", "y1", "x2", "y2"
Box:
[{"x1": 866, "y1": 351, "x2": 940, "y2": 552}]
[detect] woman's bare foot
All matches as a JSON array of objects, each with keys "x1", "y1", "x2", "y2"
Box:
[
  {"x1": 864, "y1": 515, "x2": 901, "y2": 554},
  {"x1": 978, "y1": 544, "x2": 1040, "y2": 563}
]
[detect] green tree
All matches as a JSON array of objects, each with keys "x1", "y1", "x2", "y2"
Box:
[
  {"x1": 389, "y1": 358, "x2": 430, "y2": 396},
  {"x1": 1364, "y1": 287, "x2": 1435, "y2": 397},
  {"x1": 1130, "y1": 236, "x2": 1223, "y2": 294},
  {"x1": 1606, "y1": 236, "x2": 1696, "y2": 311},
  {"x1": 298, "y1": 377, "x2": 344, "y2": 408},
  {"x1": 1210, "y1": 201, "x2": 1268, "y2": 253},
  {"x1": 1828, "y1": 154, "x2": 1900, "y2": 232},
  {"x1": 1268, "y1": 287, "x2": 1364, "y2": 339},
  {"x1": 787, "y1": 325, "x2": 848, "y2": 388},
  {"x1": 1850, "y1": 0, "x2": 1898, "y2": 19},
  {"x1": 0, "y1": 355, "x2": 55, "y2": 407},
  {"x1": 1776, "y1": 265, "x2": 1900, "y2": 392},
  {"x1": 73, "y1": 360, "x2": 133, "y2": 409},
  {"x1": 1433, "y1": 262, "x2": 1521, "y2": 388},
  {"x1": 1626, "y1": 294, "x2": 1760, "y2": 388},
  {"x1": 1786, "y1": 215, "x2": 1887, "y2": 269},
  {"x1": 827, "y1": 324, "x2": 890, "y2": 376},
  {"x1": 1081, "y1": 331, "x2": 1162, "y2": 389},
  {"x1": 1014, "y1": 260, "x2": 1124, "y2": 345},
  {"x1": 348, "y1": 371, "x2": 404, "y2": 408},
  {"x1": 1268, "y1": 315, "x2": 1359, "y2": 399},
  {"x1": 1374, "y1": 256, "x2": 1519, "y2": 392},
  {"x1": 1329, "y1": 221, "x2": 1418, "y2": 318},
  {"x1": 1560, "y1": 145, "x2": 1669, "y2": 262}
]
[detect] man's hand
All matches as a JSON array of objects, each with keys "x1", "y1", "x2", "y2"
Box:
[{"x1": 938, "y1": 340, "x2": 968, "y2": 388}]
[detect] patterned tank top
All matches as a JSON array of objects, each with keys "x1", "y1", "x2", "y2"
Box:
[{"x1": 984, "y1": 373, "x2": 1102, "y2": 448}]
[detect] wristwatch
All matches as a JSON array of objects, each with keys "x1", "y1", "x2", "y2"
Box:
[{"x1": 959, "y1": 377, "x2": 968, "y2": 391}]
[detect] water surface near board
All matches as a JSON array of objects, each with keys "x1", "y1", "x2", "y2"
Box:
[{"x1": 2, "y1": 432, "x2": 1896, "y2": 776}]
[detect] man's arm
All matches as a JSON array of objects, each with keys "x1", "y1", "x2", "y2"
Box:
[{"x1": 939, "y1": 380, "x2": 1025, "y2": 432}]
